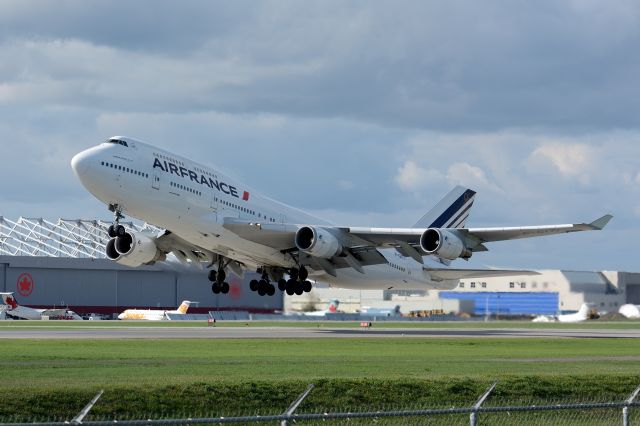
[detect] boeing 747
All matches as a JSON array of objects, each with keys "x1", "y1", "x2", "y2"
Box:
[{"x1": 71, "y1": 137, "x2": 612, "y2": 297}]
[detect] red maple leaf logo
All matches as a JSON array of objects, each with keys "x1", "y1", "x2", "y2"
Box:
[
  {"x1": 4, "y1": 296, "x2": 17, "y2": 310},
  {"x1": 17, "y1": 273, "x2": 34, "y2": 297}
]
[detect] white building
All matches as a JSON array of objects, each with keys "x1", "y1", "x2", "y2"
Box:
[{"x1": 286, "y1": 270, "x2": 638, "y2": 316}]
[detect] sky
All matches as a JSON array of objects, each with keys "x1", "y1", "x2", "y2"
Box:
[{"x1": 1, "y1": 0, "x2": 639, "y2": 272}]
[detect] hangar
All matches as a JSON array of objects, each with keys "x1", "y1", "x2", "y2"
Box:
[{"x1": 0, "y1": 217, "x2": 282, "y2": 316}]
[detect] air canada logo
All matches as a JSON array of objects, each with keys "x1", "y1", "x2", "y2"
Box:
[
  {"x1": 4, "y1": 296, "x2": 17, "y2": 310},
  {"x1": 16, "y1": 273, "x2": 34, "y2": 297}
]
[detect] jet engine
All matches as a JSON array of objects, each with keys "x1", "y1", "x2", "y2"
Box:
[
  {"x1": 105, "y1": 232, "x2": 164, "y2": 267},
  {"x1": 295, "y1": 226, "x2": 342, "y2": 259},
  {"x1": 420, "y1": 228, "x2": 472, "y2": 260}
]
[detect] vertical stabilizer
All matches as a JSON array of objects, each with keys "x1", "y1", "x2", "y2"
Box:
[
  {"x1": 413, "y1": 186, "x2": 476, "y2": 229},
  {"x1": 176, "y1": 301, "x2": 191, "y2": 314}
]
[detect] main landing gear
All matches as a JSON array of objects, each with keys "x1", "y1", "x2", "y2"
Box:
[
  {"x1": 279, "y1": 266, "x2": 313, "y2": 296},
  {"x1": 248, "y1": 266, "x2": 312, "y2": 297},
  {"x1": 209, "y1": 260, "x2": 230, "y2": 295},
  {"x1": 249, "y1": 269, "x2": 276, "y2": 296}
]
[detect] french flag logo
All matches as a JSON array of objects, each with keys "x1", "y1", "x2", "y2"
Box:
[{"x1": 242, "y1": 191, "x2": 250, "y2": 201}]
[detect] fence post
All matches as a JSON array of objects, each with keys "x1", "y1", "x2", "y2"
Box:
[
  {"x1": 470, "y1": 382, "x2": 496, "y2": 426},
  {"x1": 281, "y1": 384, "x2": 315, "y2": 426},
  {"x1": 70, "y1": 390, "x2": 104, "y2": 424},
  {"x1": 623, "y1": 384, "x2": 640, "y2": 426}
]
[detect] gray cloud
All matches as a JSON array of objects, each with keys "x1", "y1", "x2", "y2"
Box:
[{"x1": 1, "y1": 1, "x2": 639, "y2": 271}]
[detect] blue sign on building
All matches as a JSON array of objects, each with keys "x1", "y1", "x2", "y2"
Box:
[{"x1": 440, "y1": 292, "x2": 559, "y2": 315}]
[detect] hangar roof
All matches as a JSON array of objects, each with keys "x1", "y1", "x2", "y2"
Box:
[{"x1": 0, "y1": 217, "x2": 160, "y2": 258}]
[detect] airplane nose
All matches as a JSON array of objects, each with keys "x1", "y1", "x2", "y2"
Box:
[{"x1": 71, "y1": 150, "x2": 91, "y2": 176}]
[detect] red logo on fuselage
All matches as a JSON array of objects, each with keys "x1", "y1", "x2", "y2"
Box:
[
  {"x1": 17, "y1": 273, "x2": 34, "y2": 297},
  {"x1": 242, "y1": 191, "x2": 250, "y2": 201}
]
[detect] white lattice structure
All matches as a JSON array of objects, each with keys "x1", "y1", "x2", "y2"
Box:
[{"x1": 0, "y1": 217, "x2": 160, "y2": 258}]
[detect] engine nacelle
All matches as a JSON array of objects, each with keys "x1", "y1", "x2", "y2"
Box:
[
  {"x1": 105, "y1": 232, "x2": 164, "y2": 267},
  {"x1": 295, "y1": 226, "x2": 342, "y2": 259},
  {"x1": 420, "y1": 228, "x2": 471, "y2": 260}
]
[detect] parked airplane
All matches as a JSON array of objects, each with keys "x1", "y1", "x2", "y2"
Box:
[
  {"x1": 117, "y1": 300, "x2": 193, "y2": 320},
  {"x1": 299, "y1": 299, "x2": 340, "y2": 317},
  {"x1": 532, "y1": 303, "x2": 598, "y2": 323},
  {"x1": 361, "y1": 305, "x2": 402, "y2": 317},
  {"x1": 71, "y1": 137, "x2": 612, "y2": 297},
  {"x1": 0, "y1": 292, "x2": 82, "y2": 320}
]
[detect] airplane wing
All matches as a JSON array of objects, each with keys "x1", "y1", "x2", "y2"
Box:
[
  {"x1": 425, "y1": 268, "x2": 540, "y2": 281},
  {"x1": 223, "y1": 214, "x2": 611, "y2": 275}
]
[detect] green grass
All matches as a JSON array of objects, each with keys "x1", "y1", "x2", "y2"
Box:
[
  {"x1": 2, "y1": 338, "x2": 640, "y2": 388},
  {"x1": 1, "y1": 338, "x2": 640, "y2": 422}
]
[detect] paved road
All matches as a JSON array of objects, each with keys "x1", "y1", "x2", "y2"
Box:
[{"x1": 0, "y1": 326, "x2": 639, "y2": 339}]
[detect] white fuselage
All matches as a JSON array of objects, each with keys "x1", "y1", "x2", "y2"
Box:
[{"x1": 72, "y1": 138, "x2": 457, "y2": 291}]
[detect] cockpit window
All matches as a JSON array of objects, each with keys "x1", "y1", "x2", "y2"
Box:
[{"x1": 106, "y1": 139, "x2": 129, "y2": 147}]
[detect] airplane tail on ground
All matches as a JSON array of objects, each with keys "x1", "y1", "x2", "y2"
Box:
[
  {"x1": 413, "y1": 186, "x2": 476, "y2": 229},
  {"x1": 328, "y1": 299, "x2": 339, "y2": 313},
  {"x1": 176, "y1": 301, "x2": 192, "y2": 314},
  {"x1": 0, "y1": 293, "x2": 18, "y2": 310}
]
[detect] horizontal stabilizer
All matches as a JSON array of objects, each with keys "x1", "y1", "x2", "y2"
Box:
[
  {"x1": 426, "y1": 268, "x2": 539, "y2": 281},
  {"x1": 589, "y1": 214, "x2": 613, "y2": 230}
]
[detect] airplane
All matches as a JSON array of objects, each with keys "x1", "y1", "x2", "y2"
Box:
[
  {"x1": 295, "y1": 299, "x2": 340, "y2": 317},
  {"x1": 531, "y1": 303, "x2": 598, "y2": 323},
  {"x1": 0, "y1": 292, "x2": 82, "y2": 320},
  {"x1": 117, "y1": 300, "x2": 193, "y2": 320},
  {"x1": 360, "y1": 305, "x2": 402, "y2": 317},
  {"x1": 71, "y1": 136, "x2": 612, "y2": 297},
  {"x1": 619, "y1": 304, "x2": 640, "y2": 319}
]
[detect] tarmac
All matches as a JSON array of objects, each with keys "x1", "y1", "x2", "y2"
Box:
[{"x1": 0, "y1": 326, "x2": 639, "y2": 339}]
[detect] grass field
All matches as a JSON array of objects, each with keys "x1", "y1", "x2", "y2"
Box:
[{"x1": 2, "y1": 335, "x2": 640, "y2": 422}]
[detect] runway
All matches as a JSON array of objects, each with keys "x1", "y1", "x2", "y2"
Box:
[{"x1": 0, "y1": 326, "x2": 639, "y2": 339}]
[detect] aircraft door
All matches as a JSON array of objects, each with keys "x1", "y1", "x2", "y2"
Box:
[
  {"x1": 152, "y1": 170, "x2": 160, "y2": 190},
  {"x1": 209, "y1": 192, "x2": 217, "y2": 212}
]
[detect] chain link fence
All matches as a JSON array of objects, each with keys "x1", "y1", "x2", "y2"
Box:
[{"x1": 2, "y1": 383, "x2": 639, "y2": 426}]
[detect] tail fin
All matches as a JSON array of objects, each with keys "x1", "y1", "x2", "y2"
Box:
[
  {"x1": 413, "y1": 186, "x2": 476, "y2": 229},
  {"x1": 176, "y1": 301, "x2": 191, "y2": 314},
  {"x1": 1, "y1": 293, "x2": 18, "y2": 310},
  {"x1": 328, "y1": 299, "x2": 339, "y2": 313}
]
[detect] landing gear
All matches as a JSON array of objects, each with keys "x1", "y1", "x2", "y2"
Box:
[
  {"x1": 107, "y1": 205, "x2": 126, "y2": 238},
  {"x1": 209, "y1": 259, "x2": 230, "y2": 295},
  {"x1": 281, "y1": 266, "x2": 313, "y2": 296},
  {"x1": 250, "y1": 269, "x2": 276, "y2": 297}
]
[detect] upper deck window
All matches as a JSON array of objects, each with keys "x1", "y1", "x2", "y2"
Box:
[{"x1": 107, "y1": 139, "x2": 129, "y2": 147}]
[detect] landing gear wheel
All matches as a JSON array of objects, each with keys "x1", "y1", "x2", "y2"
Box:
[
  {"x1": 266, "y1": 284, "x2": 275, "y2": 296},
  {"x1": 208, "y1": 270, "x2": 217, "y2": 282},
  {"x1": 217, "y1": 269, "x2": 226, "y2": 283},
  {"x1": 277, "y1": 279, "x2": 287, "y2": 291},
  {"x1": 289, "y1": 268, "x2": 299, "y2": 281},
  {"x1": 286, "y1": 287, "x2": 295, "y2": 296},
  {"x1": 258, "y1": 286, "x2": 266, "y2": 296},
  {"x1": 221, "y1": 282, "x2": 230, "y2": 294},
  {"x1": 302, "y1": 280, "x2": 312, "y2": 293},
  {"x1": 286, "y1": 279, "x2": 296, "y2": 293},
  {"x1": 250, "y1": 280, "x2": 259, "y2": 292},
  {"x1": 299, "y1": 266, "x2": 308, "y2": 281},
  {"x1": 294, "y1": 283, "x2": 304, "y2": 296},
  {"x1": 107, "y1": 225, "x2": 117, "y2": 238},
  {"x1": 115, "y1": 225, "x2": 126, "y2": 237},
  {"x1": 211, "y1": 283, "x2": 221, "y2": 294}
]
